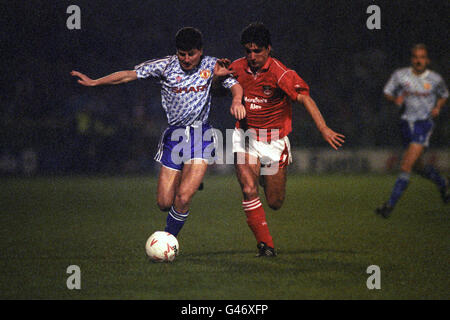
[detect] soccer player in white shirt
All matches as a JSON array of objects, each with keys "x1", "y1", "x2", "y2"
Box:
[
  {"x1": 71, "y1": 27, "x2": 245, "y2": 237},
  {"x1": 376, "y1": 44, "x2": 449, "y2": 218}
]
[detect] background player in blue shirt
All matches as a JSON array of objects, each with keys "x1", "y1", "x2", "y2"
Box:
[
  {"x1": 71, "y1": 27, "x2": 245, "y2": 237},
  {"x1": 376, "y1": 44, "x2": 449, "y2": 218}
]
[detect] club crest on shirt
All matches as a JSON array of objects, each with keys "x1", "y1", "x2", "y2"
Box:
[
  {"x1": 199, "y1": 69, "x2": 211, "y2": 79},
  {"x1": 176, "y1": 76, "x2": 182, "y2": 82},
  {"x1": 263, "y1": 85, "x2": 273, "y2": 96},
  {"x1": 423, "y1": 82, "x2": 431, "y2": 90}
]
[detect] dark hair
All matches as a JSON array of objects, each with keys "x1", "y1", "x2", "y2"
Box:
[
  {"x1": 240, "y1": 22, "x2": 271, "y2": 48},
  {"x1": 175, "y1": 27, "x2": 203, "y2": 51},
  {"x1": 411, "y1": 43, "x2": 428, "y2": 55}
]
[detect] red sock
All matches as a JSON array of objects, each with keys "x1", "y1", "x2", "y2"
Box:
[{"x1": 242, "y1": 198, "x2": 274, "y2": 248}]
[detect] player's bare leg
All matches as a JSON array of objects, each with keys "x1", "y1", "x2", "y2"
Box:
[
  {"x1": 400, "y1": 143, "x2": 424, "y2": 173},
  {"x1": 157, "y1": 166, "x2": 182, "y2": 211},
  {"x1": 377, "y1": 143, "x2": 425, "y2": 218},
  {"x1": 234, "y1": 152, "x2": 260, "y2": 201},
  {"x1": 173, "y1": 160, "x2": 208, "y2": 213},
  {"x1": 235, "y1": 152, "x2": 276, "y2": 256},
  {"x1": 261, "y1": 165, "x2": 287, "y2": 210},
  {"x1": 163, "y1": 159, "x2": 208, "y2": 237}
]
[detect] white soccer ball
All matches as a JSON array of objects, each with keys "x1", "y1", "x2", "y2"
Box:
[{"x1": 145, "y1": 231, "x2": 179, "y2": 262}]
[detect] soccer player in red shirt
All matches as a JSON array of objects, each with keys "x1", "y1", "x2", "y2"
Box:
[{"x1": 229, "y1": 23, "x2": 345, "y2": 256}]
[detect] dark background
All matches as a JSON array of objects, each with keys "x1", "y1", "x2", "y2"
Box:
[{"x1": 1, "y1": 0, "x2": 448, "y2": 174}]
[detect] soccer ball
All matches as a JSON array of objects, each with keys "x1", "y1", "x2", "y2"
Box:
[{"x1": 145, "y1": 231, "x2": 179, "y2": 262}]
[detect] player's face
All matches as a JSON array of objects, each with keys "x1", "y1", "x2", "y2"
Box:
[
  {"x1": 244, "y1": 43, "x2": 271, "y2": 72},
  {"x1": 411, "y1": 48, "x2": 429, "y2": 74},
  {"x1": 177, "y1": 48, "x2": 203, "y2": 71}
]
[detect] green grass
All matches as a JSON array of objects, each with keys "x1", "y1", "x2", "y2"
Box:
[{"x1": 0, "y1": 174, "x2": 448, "y2": 299}]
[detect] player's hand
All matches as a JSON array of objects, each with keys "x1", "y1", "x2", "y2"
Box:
[
  {"x1": 214, "y1": 59, "x2": 233, "y2": 77},
  {"x1": 230, "y1": 101, "x2": 246, "y2": 120},
  {"x1": 70, "y1": 70, "x2": 97, "y2": 86},
  {"x1": 431, "y1": 106, "x2": 441, "y2": 118},
  {"x1": 320, "y1": 127, "x2": 345, "y2": 150},
  {"x1": 394, "y1": 95, "x2": 405, "y2": 106}
]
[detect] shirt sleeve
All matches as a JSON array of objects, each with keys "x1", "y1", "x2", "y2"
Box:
[
  {"x1": 383, "y1": 70, "x2": 400, "y2": 97},
  {"x1": 278, "y1": 70, "x2": 310, "y2": 101},
  {"x1": 213, "y1": 58, "x2": 239, "y2": 89},
  {"x1": 134, "y1": 56, "x2": 171, "y2": 79},
  {"x1": 436, "y1": 75, "x2": 449, "y2": 99},
  {"x1": 222, "y1": 75, "x2": 238, "y2": 89}
]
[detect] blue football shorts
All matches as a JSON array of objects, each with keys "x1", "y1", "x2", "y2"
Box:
[
  {"x1": 400, "y1": 119, "x2": 434, "y2": 147},
  {"x1": 154, "y1": 123, "x2": 217, "y2": 171}
]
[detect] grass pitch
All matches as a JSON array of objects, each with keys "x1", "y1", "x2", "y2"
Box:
[{"x1": 0, "y1": 174, "x2": 448, "y2": 300}]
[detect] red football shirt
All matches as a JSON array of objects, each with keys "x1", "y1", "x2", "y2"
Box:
[{"x1": 230, "y1": 56, "x2": 309, "y2": 141}]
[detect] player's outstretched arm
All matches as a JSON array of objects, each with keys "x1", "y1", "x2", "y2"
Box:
[
  {"x1": 212, "y1": 59, "x2": 246, "y2": 120},
  {"x1": 70, "y1": 70, "x2": 137, "y2": 86},
  {"x1": 229, "y1": 83, "x2": 246, "y2": 120},
  {"x1": 297, "y1": 94, "x2": 345, "y2": 150}
]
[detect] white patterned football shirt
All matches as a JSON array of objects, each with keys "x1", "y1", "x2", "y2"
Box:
[
  {"x1": 135, "y1": 55, "x2": 237, "y2": 126},
  {"x1": 384, "y1": 67, "x2": 448, "y2": 121}
]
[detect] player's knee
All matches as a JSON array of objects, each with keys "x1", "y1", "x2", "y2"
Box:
[
  {"x1": 268, "y1": 197, "x2": 284, "y2": 210},
  {"x1": 242, "y1": 183, "x2": 258, "y2": 200},
  {"x1": 400, "y1": 157, "x2": 414, "y2": 173},
  {"x1": 175, "y1": 191, "x2": 192, "y2": 209},
  {"x1": 157, "y1": 199, "x2": 172, "y2": 212},
  {"x1": 400, "y1": 163, "x2": 413, "y2": 173}
]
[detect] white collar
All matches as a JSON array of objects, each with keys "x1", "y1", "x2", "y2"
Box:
[{"x1": 409, "y1": 67, "x2": 429, "y2": 79}]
